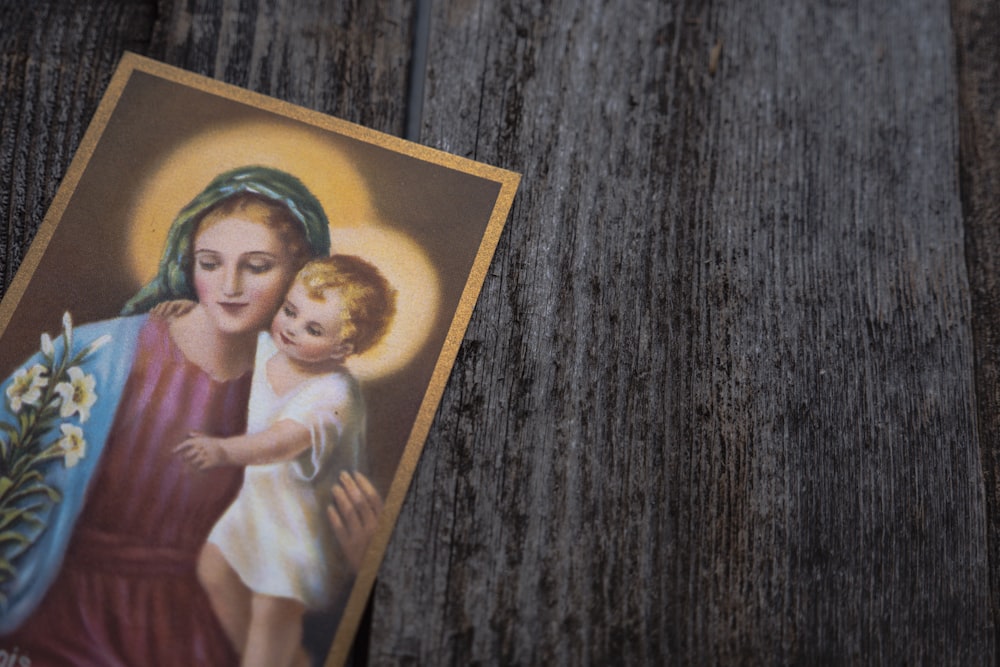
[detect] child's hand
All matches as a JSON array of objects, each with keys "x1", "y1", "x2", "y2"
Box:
[
  {"x1": 327, "y1": 471, "x2": 383, "y2": 573},
  {"x1": 151, "y1": 299, "x2": 197, "y2": 320},
  {"x1": 174, "y1": 433, "x2": 229, "y2": 470}
]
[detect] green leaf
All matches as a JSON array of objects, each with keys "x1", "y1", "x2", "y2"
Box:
[
  {"x1": 6, "y1": 537, "x2": 38, "y2": 561},
  {"x1": 0, "y1": 477, "x2": 11, "y2": 499},
  {"x1": 6, "y1": 431, "x2": 20, "y2": 450},
  {"x1": 34, "y1": 415, "x2": 59, "y2": 431},
  {"x1": 7, "y1": 482, "x2": 59, "y2": 504},
  {"x1": 0, "y1": 508, "x2": 23, "y2": 530},
  {"x1": 0, "y1": 495, "x2": 43, "y2": 526},
  {"x1": 21, "y1": 469, "x2": 43, "y2": 483},
  {"x1": 10, "y1": 457, "x2": 42, "y2": 480},
  {"x1": 0, "y1": 531, "x2": 29, "y2": 546}
]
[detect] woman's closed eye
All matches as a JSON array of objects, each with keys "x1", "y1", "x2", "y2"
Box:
[
  {"x1": 196, "y1": 258, "x2": 220, "y2": 271},
  {"x1": 245, "y1": 260, "x2": 274, "y2": 274}
]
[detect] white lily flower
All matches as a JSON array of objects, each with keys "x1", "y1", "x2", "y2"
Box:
[
  {"x1": 5, "y1": 364, "x2": 48, "y2": 412},
  {"x1": 54, "y1": 367, "x2": 98, "y2": 423},
  {"x1": 84, "y1": 334, "x2": 112, "y2": 355},
  {"x1": 40, "y1": 332, "x2": 55, "y2": 357},
  {"x1": 62, "y1": 311, "x2": 74, "y2": 352},
  {"x1": 58, "y1": 423, "x2": 86, "y2": 468}
]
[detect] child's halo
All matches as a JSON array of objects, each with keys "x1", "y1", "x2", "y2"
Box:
[{"x1": 329, "y1": 224, "x2": 440, "y2": 381}]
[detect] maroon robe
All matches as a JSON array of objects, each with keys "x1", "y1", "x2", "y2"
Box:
[{"x1": 5, "y1": 318, "x2": 251, "y2": 666}]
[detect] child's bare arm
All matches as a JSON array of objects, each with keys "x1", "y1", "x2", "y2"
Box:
[{"x1": 175, "y1": 420, "x2": 312, "y2": 470}]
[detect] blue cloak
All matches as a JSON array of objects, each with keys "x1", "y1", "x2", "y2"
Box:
[{"x1": 0, "y1": 315, "x2": 146, "y2": 634}]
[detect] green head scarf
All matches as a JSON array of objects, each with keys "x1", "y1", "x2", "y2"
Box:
[{"x1": 122, "y1": 166, "x2": 331, "y2": 315}]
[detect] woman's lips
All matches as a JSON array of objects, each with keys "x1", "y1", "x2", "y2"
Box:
[{"x1": 218, "y1": 302, "x2": 249, "y2": 315}]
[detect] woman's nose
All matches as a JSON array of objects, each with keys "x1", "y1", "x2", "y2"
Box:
[{"x1": 222, "y1": 265, "x2": 243, "y2": 296}]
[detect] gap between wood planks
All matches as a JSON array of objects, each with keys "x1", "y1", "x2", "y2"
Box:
[{"x1": 405, "y1": 0, "x2": 432, "y2": 141}]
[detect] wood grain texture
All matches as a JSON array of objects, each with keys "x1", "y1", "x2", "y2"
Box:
[
  {"x1": 0, "y1": 1, "x2": 155, "y2": 290},
  {"x1": 149, "y1": 0, "x2": 413, "y2": 134},
  {"x1": 371, "y1": 0, "x2": 994, "y2": 663},
  {"x1": 0, "y1": 0, "x2": 997, "y2": 664},
  {"x1": 953, "y1": 0, "x2": 1000, "y2": 653}
]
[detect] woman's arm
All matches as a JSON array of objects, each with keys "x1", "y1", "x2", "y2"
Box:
[{"x1": 175, "y1": 419, "x2": 311, "y2": 469}]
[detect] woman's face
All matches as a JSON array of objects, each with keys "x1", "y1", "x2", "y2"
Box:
[{"x1": 192, "y1": 215, "x2": 298, "y2": 336}]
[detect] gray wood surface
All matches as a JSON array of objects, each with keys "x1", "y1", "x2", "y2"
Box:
[
  {"x1": 150, "y1": 0, "x2": 412, "y2": 135},
  {"x1": 0, "y1": 0, "x2": 998, "y2": 664},
  {"x1": 0, "y1": 1, "x2": 155, "y2": 289},
  {"x1": 953, "y1": 0, "x2": 1000, "y2": 654},
  {"x1": 372, "y1": 1, "x2": 992, "y2": 663}
]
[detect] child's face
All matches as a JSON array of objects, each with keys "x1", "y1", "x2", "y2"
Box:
[{"x1": 271, "y1": 282, "x2": 352, "y2": 364}]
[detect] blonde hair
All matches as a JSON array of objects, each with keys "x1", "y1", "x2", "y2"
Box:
[
  {"x1": 296, "y1": 255, "x2": 396, "y2": 355},
  {"x1": 196, "y1": 193, "x2": 313, "y2": 270}
]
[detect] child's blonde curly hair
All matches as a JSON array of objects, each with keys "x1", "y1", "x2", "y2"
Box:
[{"x1": 295, "y1": 255, "x2": 396, "y2": 355}]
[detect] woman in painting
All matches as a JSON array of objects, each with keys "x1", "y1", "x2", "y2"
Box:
[{"x1": 0, "y1": 166, "x2": 378, "y2": 665}]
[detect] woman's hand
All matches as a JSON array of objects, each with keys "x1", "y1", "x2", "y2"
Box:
[
  {"x1": 150, "y1": 299, "x2": 197, "y2": 320},
  {"x1": 327, "y1": 471, "x2": 383, "y2": 573},
  {"x1": 174, "y1": 433, "x2": 229, "y2": 470}
]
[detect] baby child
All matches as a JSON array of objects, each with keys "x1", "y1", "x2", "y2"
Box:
[{"x1": 175, "y1": 254, "x2": 395, "y2": 667}]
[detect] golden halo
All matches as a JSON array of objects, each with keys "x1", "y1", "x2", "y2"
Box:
[
  {"x1": 328, "y1": 226, "x2": 440, "y2": 381},
  {"x1": 126, "y1": 119, "x2": 439, "y2": 380},
  {"x1": 126, "y1": 118, "x2": 378, "y2": 285}
]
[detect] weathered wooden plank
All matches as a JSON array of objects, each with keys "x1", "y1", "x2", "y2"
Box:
[
  {"x1": 952, "y1": 0, "x2": 1000, "y2": 653},
  {"x1": 149, "y1": 0, "x2": 413, "y2": 134},
  {"x1": 0, "y1": 1, "x2": 155, "y2": 290},
  {"x1": 372, "y1": 0, "x2": 993, "y2": 663}
]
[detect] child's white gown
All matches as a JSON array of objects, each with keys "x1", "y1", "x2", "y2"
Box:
[{"x1": 207, "y1": 332, "x2": 365, "y2": 610}]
